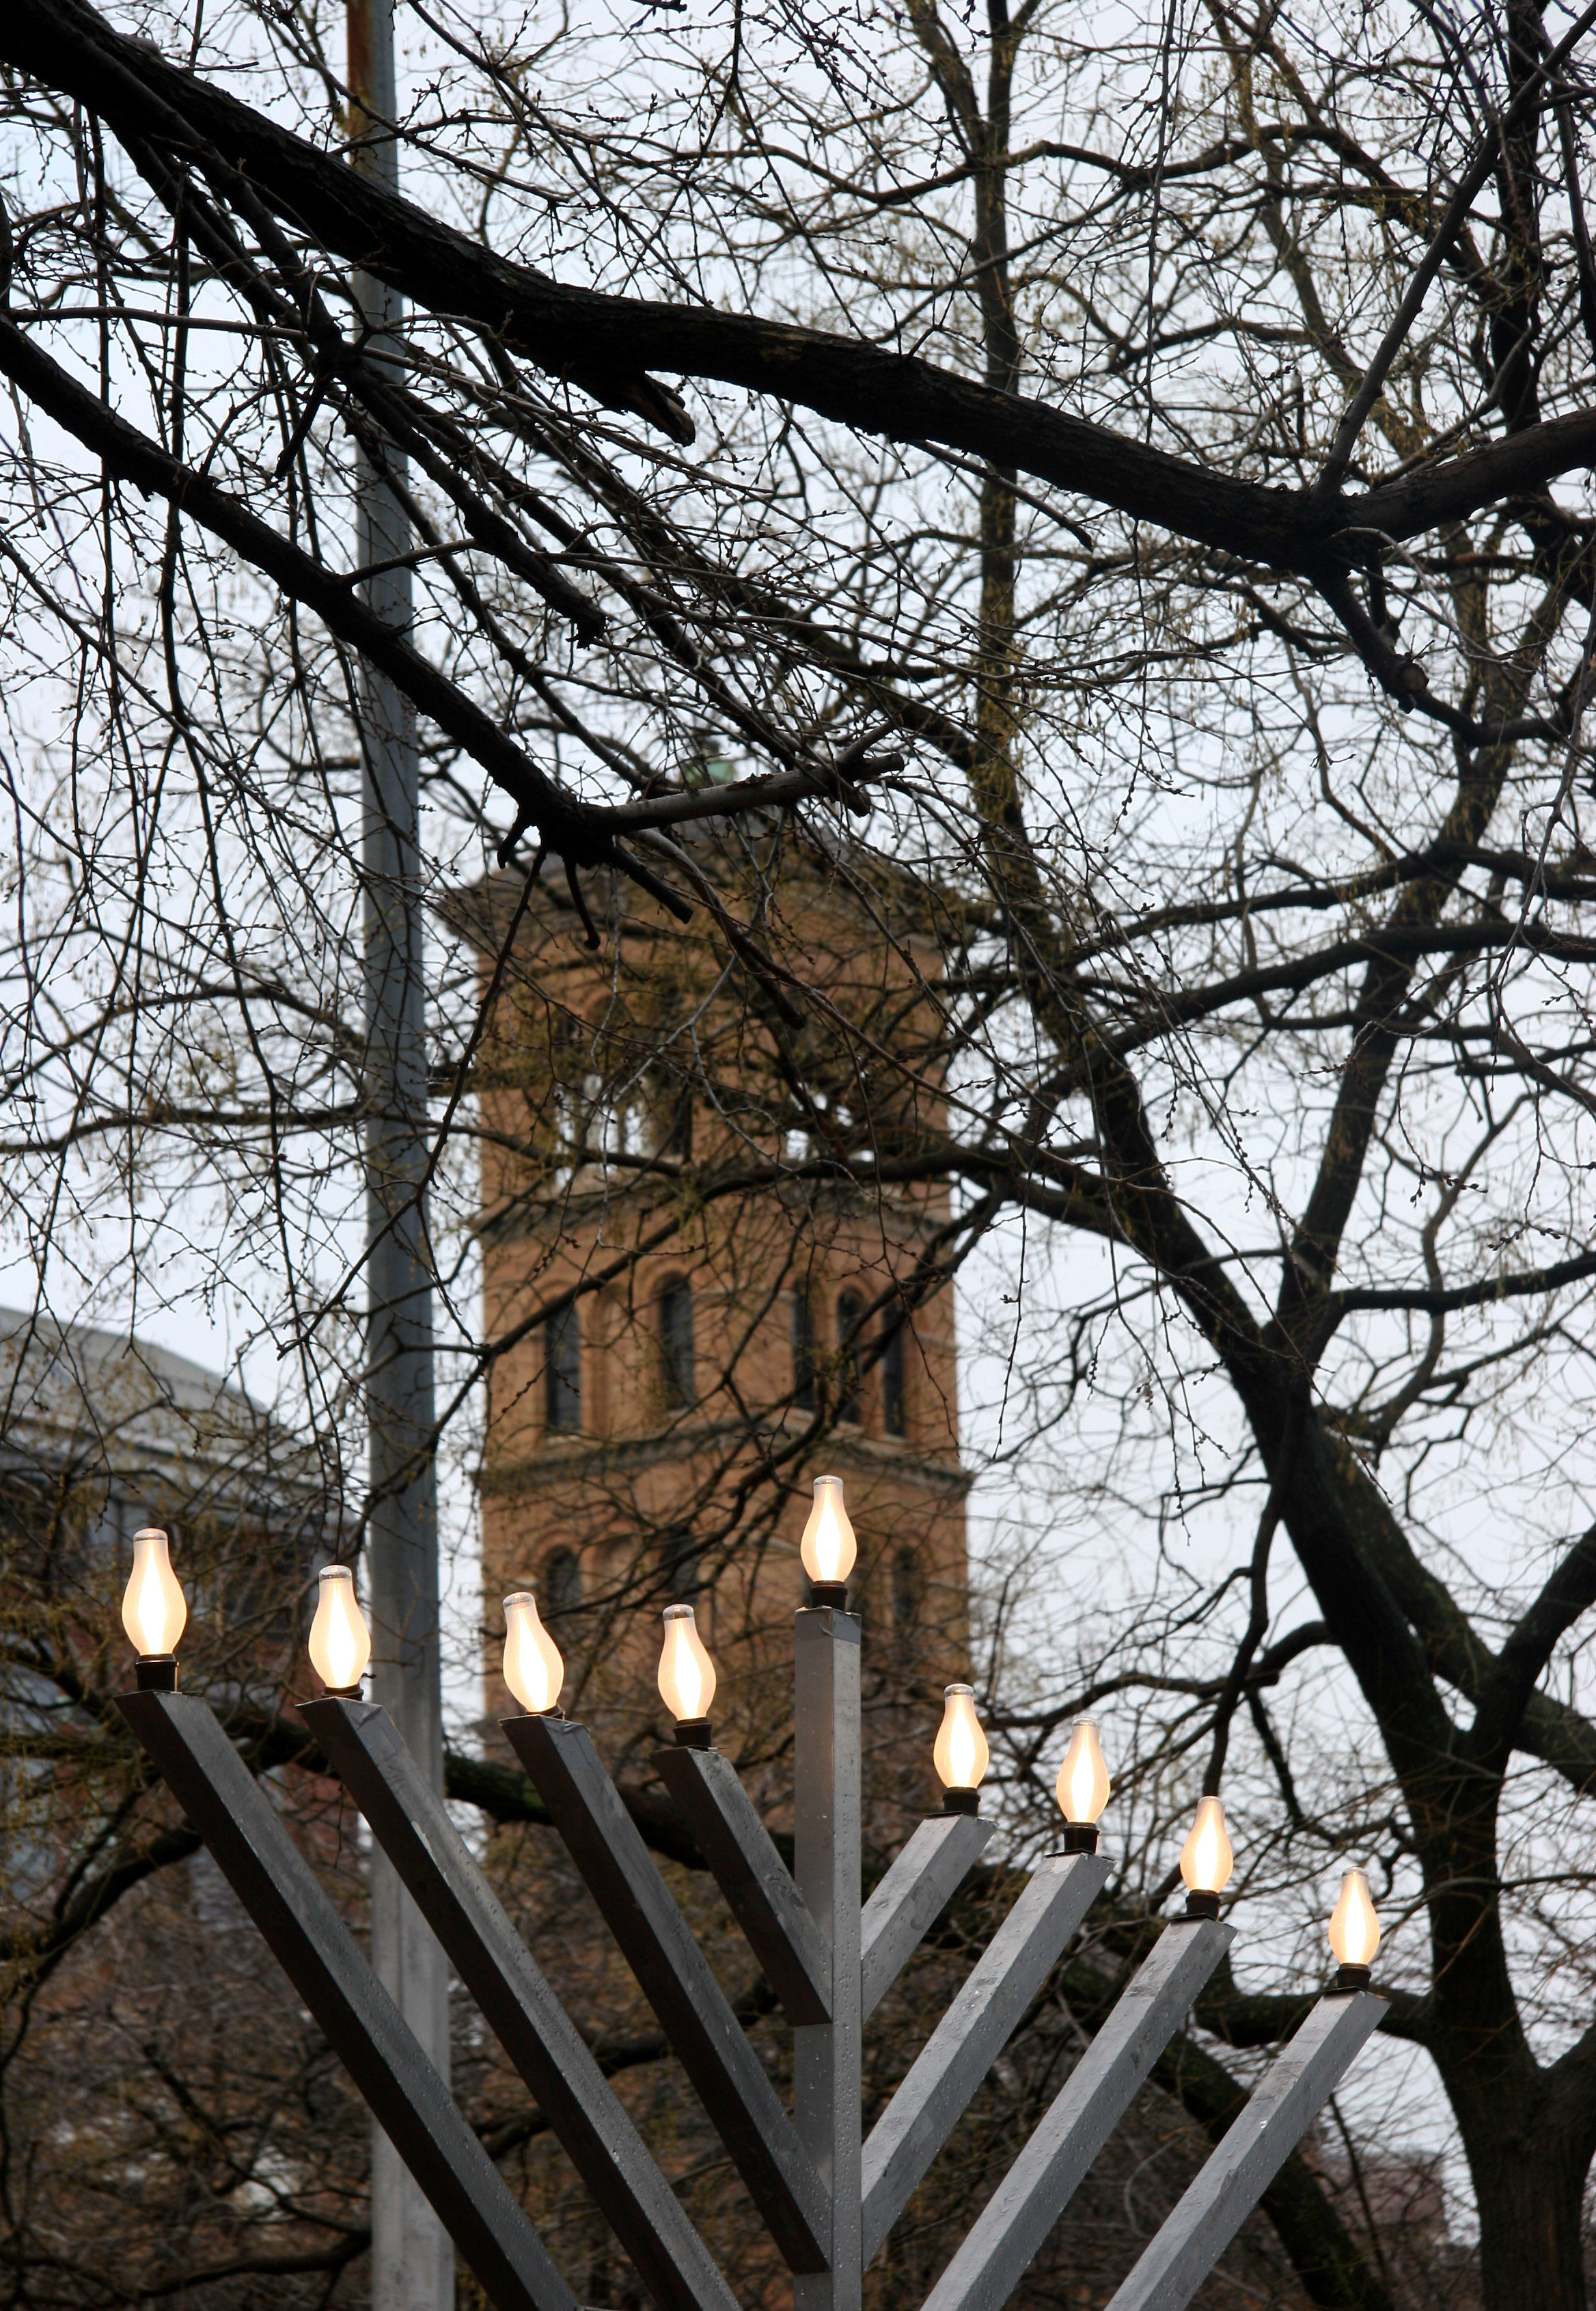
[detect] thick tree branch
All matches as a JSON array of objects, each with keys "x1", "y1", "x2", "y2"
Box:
[
  {"x1": 0, "y1": 314, "x2": 618, "y2": 862},
  {"x1": 1330, "y1": 1244, "x2": 1596, "y2": 1317},
  {"x1": 1472, "y1": 1521, "x2": 1596, "y2": 1762},
  {"x1": 8, "y1": 0, "x2": 1596, "y2": 588}
]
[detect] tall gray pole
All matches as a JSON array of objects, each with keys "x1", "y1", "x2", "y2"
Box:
[{"x1": 347, "y1": 8, "x2": 454, "y2": 2310}]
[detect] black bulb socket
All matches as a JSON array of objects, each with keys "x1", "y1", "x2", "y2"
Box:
[
  {"x1": 135, "y1": 1656, "x2": 179, "y2": 1693},
  {"x1": 807, "y1": 1582, "x2": 849, "y2": 1610},
  {"x1": 1061, "y1": 1822, "x2": 1099, "y2": 1855},
  {"x1": 1182, "y1": 1889, "x2": 1222, "y2": 1921},
  {"x1": 673, "y1": 1717, "x2": 714, "y2": 1750},
  {"x1": 941, "y1": 1787, "x2": 981, "y2": 1816},
  {"x1": 1334, "y1": 1963, "x2": 1373, "y2": 1993},
  {"x1": 322, "y1": 1684, "x2": 364, "y2": 1700}
]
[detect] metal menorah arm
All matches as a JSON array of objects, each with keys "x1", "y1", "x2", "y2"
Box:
[
  {"x1": 861, "y1": 1851, "x2": 1111, "y2": 2265},
  {"x1": 505, "y1": 1708, "x2": 831, "y2": 2275},
  {"x1": 1103, "y1": 1988, "x2": 1388, "y2": 2311},
  {"x1": 117, "y1": 1690, "x2": 577, "y2": 2311},
  {"x1": 301, "y1": 1697, "x2": 740, "y2": 2311},
  {"x1": 920, "y1": 1916, "x2": 1235, "y2": 2311},
  {"x1": 652, "y1": 1744, "x2": 831, "y2": 2025},
  {"x1": 860, "y1": 1814, "x2": 994, "y2": 2023}
]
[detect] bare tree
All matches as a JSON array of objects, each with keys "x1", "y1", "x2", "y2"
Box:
[{"x1": 5, "y1": 0, "x2": 1596, "y2": 2302}]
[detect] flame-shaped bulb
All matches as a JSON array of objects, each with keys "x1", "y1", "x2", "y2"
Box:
[
  {"x1": 308, "y1": 1565, "x2": 371, "y2": 1693},
  {"x1": 658, "y1": 1604, "x2": 717, "y2": 1723},
  {"x1": 1179, "y1": 1796, "x2": 1235, "y2": 1896},
  {"x1": 933, "y1": 1684, "x2": 989, "y2": 1793},
  {"x1": 1328, "y1": 1869, "x2": 1381, "y2": 1969},
  {"x1": 503, "y1": 1591, "x2": 564, "y2": 1714},
  {"x1": 800, "y1": 1475, "x2": 857, "y2": 1587},
  {"x1": 1056, "y1": 1719, "x2": 1112, "y2": 1824},
  {"x1": 122, "y1": 1528, "x2": 188, "y2": 1658}
]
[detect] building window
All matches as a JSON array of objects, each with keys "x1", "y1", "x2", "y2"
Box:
[
  {"x1": 793, "y1": 1285, "x2": 816, "y2": 1411},
  {"x1": 545, "y1": 1302, "x2": 581, "y2": 1432},
  {"x1": 892, "y1": 1546, "x2": 920, "y2": 1651},
  {"x1": 836, "y1": 1289, "x2": 866, "y2": 1425},
  {"x1": 882, "y1": 1316, "x2": 908, "y2": 1437},
  {"x1": 659, "y1": 1278, "x2": 696, "y2": 1409},
  {"x1": 661, "y1": 1525, "x2": 701, "y2": 1602},
  {"x1": 662, "y1": 1086, "x2": 693, "y2": 1159},
  {"x1": 543, "y1": 1544, "x2": 583, "y2": 1617}
]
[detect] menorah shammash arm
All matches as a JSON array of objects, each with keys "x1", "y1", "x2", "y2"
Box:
[
  {"x1": 116, "y1": 1690, "x2": 578, "y2": 2311},
  {"x1": 301, "y1": 1696, "x2": 741, "y2": 2311},
  {"x1": 793, "y1": 1605, "x2": 864, "y2": 2311}
]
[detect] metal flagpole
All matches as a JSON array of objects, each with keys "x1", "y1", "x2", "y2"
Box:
[{"x1": 345, "y1": 5, "x2": 453, "y2": 2309}]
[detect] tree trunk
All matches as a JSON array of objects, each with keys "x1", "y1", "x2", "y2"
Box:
[{"x1": 1471, "y1": 2127, "x2": 1587, "y2": 2310}]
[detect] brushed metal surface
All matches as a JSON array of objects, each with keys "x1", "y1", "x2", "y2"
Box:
[{"x1": 119, "y1": 1690, "x2": 574, "y2": 2311}]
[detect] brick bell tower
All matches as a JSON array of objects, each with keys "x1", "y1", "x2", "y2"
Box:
[{"x1": 466, "y1": 821, "x2": 970, "y2": 1827}]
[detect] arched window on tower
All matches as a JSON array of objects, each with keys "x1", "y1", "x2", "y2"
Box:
[
  {"x1": 543, "y1": 1544, "x2": 583, "y2": 1619},
  {"x1": 661, "y1": 1524, "x2": 701, "y2": 1602},
  {"x1": 545, "y1": 1302, "x2": 581, "y2": 1433},
  {"x1": 659, "y1": 1278, "x2": 696, "y2": 1409},
  {"x1": 661, "y1": 1084, "x2": 693, "y2": 1159},
  {"x1": 792, "y1": 1285, "x2": 817, "y2": 1411},
  {"x1": 891, "y1": 1546, "x2": 920, "y2": 1656},
  {"x1": 882, "y1": 1315, "x2": 908, "y2": 1438},
  {"x1": 836, "y1": 1289, "x2": 866, "y2": 1425}
]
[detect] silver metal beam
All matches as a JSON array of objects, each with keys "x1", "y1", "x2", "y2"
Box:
[
  {"x1": 792, "y1": 1608, "x2": 863, "y2": 2311},
  {"x1": 505, "y1": 1710, "x2": 830, "y2": 2273},
  {"x1": 1103, "y1": 1988, "x2": 1388, "y2": 2311},
  {"x1": 862, "y1": 1851, "x2": 1110, "y2": 2265},
  {"x1": 118, "y1": 1691, "x2": 573, "y2": 2311},
  {"x1": 652, "y1": 1742, "x2": 831, "y2": 2024},
  {"x1": 303, "y1": 1698, "x2": 740, "y2": 2311},
  {"x1": 860, "y1": 1815, "x2": 993, "y2": 2023},
  {"x1": 920, "y1": 1917, "x2": 1233, "y2": 2311}
]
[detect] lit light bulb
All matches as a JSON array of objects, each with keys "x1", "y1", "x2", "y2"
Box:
[
  {"x1": 122, "y1": 1527, "x2": 188, "y2": 1658},
  {"x1": 503, "y1": 1591, "x2": 564, "y2": 1714},
  {"x1": 1328, "y1": 1869, "x2": 1381, "y2": 1971},
  {"x1": 933, "y1": 1684, "x2": 989, "y2": 1806},
  {"x1": 1179, "y1": 1796, "x2": 1235, "y2": 1900},
  {"x1": 657, "y1": 1604, "x2": 717, "y2": 1724},
  {"x1": 800, "y1": 1475, "x2": 857, "y2": 1589},
  {"x1": 1056, "y1": 1719, "x2": 1112, "y2": 1825},
  {"x1": 308, "y1": 1565, "x2": 371, "y2": 1694}
]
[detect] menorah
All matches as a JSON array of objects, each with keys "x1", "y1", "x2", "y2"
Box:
[{"x1": 115, "y1": 1488, "x2": 1385, "y2": 2311}]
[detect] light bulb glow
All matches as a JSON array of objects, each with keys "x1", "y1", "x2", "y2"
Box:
[
  {"x1": 799, "y1": 1475, "x2": 857, "y2": 1587},
  {"x1": 933, "y1": 1684, "x2": 989, "y2": 1792},
  {"x1": 1056, "y1": 1720, "x2": 1112, "y2": 1825},
  {"x1": 1179, "y1": 1796, "x2": 1235, "y2": 1895},
  {"x1": 308, "y1": 1566, "x2": 371, "y2": 1691},
  {"x1": 1328, "y1": 1869, "x2": 1381, "y2": 1968},
  {"x1": 503, "y1": 1591, "x2": 564, "y2": 1714},
  {"x1": 121, "y1": 1528, "x2": 188, "y2": 1658},
  {"x1": 657, "y1": 1604, "x2": 717, "y2": 1722}
]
